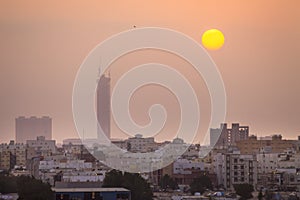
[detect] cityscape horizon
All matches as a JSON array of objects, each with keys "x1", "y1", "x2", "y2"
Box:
[
  {"x1": 1, "y1": 1, "x2": 300, "y2": 200},
  {"x1": 2, "y1": 116, "x2": 299, "y2": 145}
]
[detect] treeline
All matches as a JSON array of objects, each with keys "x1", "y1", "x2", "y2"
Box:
[
  {"x1": 103, "y1": 170, "x2": 153, "y2": 200},
  {"x1": 0, "y1": 175, "x2": 53, "y2": 200}
]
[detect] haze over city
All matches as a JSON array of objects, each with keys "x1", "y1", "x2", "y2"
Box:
[{"x1": 1, "y1": 0, "x2": 300, "y2": 143}]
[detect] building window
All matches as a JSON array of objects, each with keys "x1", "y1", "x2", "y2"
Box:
[
  {"x1": 290, "y1": 176, "x2": 295, "y2": 182},
  {"x1": 117, "y1": 193, "x2": 129, "y2": 200}
]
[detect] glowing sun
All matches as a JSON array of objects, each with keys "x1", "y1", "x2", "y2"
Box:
[{"x1": 202, "y1": 29, "x2": 225, "y2": 50}]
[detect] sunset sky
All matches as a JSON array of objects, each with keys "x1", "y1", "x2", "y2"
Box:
[{"x1": 0, "y1": 0, "x2": 300, "y2": 143}]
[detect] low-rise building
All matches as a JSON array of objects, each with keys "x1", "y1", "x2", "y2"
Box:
[
  {"x1": 62, "y1": 170, "x2": 106, "y2": 183},
  {"x1": 27, "y1": 136, "x2": 56, "y2": 155},
  {"x1": 26, "y1": 136, "x2": 57, "y2": 160},
  {"x1": 0, "y1": 140, "x2": 26, "y2": 170},
  {"x1": 126, "y1": 134, "x2": 158, "y2": 153},
  {"x1": 236, "y1": 135, "x2": 296, "y2": 155},
  {"x1": 52, "y1": 187, "x2": 130, "y2": 200}
]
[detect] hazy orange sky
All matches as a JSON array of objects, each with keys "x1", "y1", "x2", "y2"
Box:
[{"x1": 0, "y1": 0, "x2": 300, "y2": 143}]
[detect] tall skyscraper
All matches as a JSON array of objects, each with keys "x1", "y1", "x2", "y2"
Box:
[
  {"x1": 97, "y1": 73, "x2": 111, "y2": 140},
  {"x1": 15, "y1": 116, "x2": 52, "y2": 143}
]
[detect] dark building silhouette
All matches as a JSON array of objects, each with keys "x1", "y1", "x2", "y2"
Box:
[
  {"x1": 15, "y1": 116, "x2": 52, "y2": 143},
  {"x1": 210, "y1": 123, "x2": 249, "y2": 148},
  {"x1": 96, "y1": 73, "x2": 111, "y2": 140}
]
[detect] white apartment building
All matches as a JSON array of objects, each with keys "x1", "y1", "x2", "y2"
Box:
[
  {"x1": 62, "y1": 170, "x2": 106, "y2": 182},
  {"x1": 173, "y1": 158, "x2": 204, "y2": 175},
  {"x1": 182, "y1": 145, "x2": 200, "y2": 158},
  {"x1": 213, "y1": 151, "x2": 257, "y2": 190},
  {"x1": 126, "y1": 134, "x2": 158, "y2": 153},
  {"x1": 274, "y1": 168, "x2": 300, "y2": 191},
  {"x1": 257, "y1": 153, "x2": 279, "y2": 174},
  {"x1": 278, "y1": 153, "x2": 300, "y2": 169},
  {"x1": 39, "y1": 159, "x2": 92, "y2": 171},
  {"x1": 27, "y1": 136, "x2": 56, "y2": 154},
  {"x1": 256, "y1": 151, "x2": 300, "y2": 174}
]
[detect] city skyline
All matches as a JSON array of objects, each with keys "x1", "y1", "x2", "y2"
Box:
[
  {"x1": 0, "y1": 119, "x2": 299, "y2": 145},
  {"x1": 1, "y1": 1, "x2": 300, "y2": 143}
]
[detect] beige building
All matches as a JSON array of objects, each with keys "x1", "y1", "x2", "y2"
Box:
[
  {"x1": 111, "y1": 140, "x2": 127, "y2": 150},
  {"x1": 126, "y1": 134, "x2": 158, "y2": 153},
  {"x1": 236, "y1": 135, "x2": 296, "y2": 155},
  {"x1": 26, "y1": 136, "x2": 56, "y2": 156},
  {"x1": 15, "y1": 144, "x2": 26, "y2": 166},
  {"x1": 256, "y1": 151, "x2": 300, "y2": 189},
  {"x1": 0, "y1": 140, "x2": 26, "y2": 170},
  {"x1": 0, "y1": 149, "x2": 14, "y2": 170}
]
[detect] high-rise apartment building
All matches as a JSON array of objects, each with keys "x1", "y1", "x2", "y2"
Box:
[
  {"x1": 15, "y1": 116, "x2": 52, "y2": 143},
  {"x1": 210, "y1": 123, "x2": 249, "y2": 147},
  {"x1": 97, "y1": 74, "x2": 111, "y2": 140},
  {"x1": 213, "y1": 151, "x2": 257, "y2": 190},
  {"x1": 0, "y1": 140, "x2": 26, "y2": 170}
]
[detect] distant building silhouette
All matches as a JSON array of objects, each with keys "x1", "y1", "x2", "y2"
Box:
[
  {"x1": 15, "y1": 116, "x2": 52, "y2": 143},
  {"x1": 97, "y1": 73, "x2": 111, "y2": 140},
  {"x1": 236, "y1": 134, "x2": 297, "y2": 154},
  {"x1": 210, "y1": 123, "x2": 249, "y2": 147}
]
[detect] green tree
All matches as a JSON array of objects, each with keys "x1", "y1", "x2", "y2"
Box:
[
  {"x1": 233, "y1": 183, "x2": 254, "y2": 200},
  {"x1": 0, "y1": 175, "x2": 17, "y2": 194},
  {"x1": 0, "y1": 175, "x2": 53, "y2": 200},
  {"x1": 159, "y1": 174, "x2": 178, "y2": 190},
  {"x1": 288, "y1": 194, "x2": 300, "y2": 200},
  {"x1": 17, "y1": 176, "x2": 53, "y2": 200},
  {"x1": 122, "y1": 172, "x2": 153, "y2": 200},
  {"x1": 258, "y1": 189, "x2": 263, "y2": 200},
  {"x1": 103, "y1": 170, "x2": 153, "y2": 200},
  {"x1": 102, "y1": 169, "x2": 123, "y2": 187},
  {"x1": 127, "y1": 142, "x2": 131, "y2": 151},
  {"x1": 264, "y1": 190, "x2": 273, "y2": 200},
  {"x1": 190, "y1": 175, "x2": 213, "y2": 195}
]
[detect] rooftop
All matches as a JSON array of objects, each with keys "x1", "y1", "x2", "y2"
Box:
[{"x1": 52, "y1": 187, "x2": 130, "y2": 193}]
